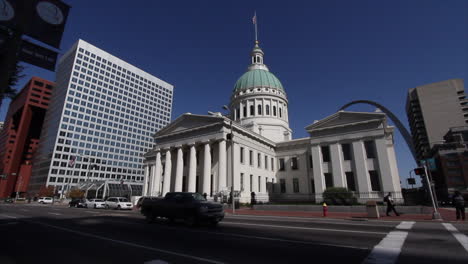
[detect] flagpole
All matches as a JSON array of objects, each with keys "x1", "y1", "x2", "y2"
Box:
[{"x1": 254, "y1": 11, "x2": 258, "y2": 42}]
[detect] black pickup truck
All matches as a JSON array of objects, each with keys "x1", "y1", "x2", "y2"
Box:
[{"x1": 140, "y1": 192, "x2": 224, "y2": 226}]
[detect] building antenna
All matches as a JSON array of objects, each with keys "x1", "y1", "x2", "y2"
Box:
[{"x1": 253, "y1": 11, "x2": 258, "y2": 44}]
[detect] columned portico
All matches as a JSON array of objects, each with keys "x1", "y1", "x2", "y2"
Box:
[
  {"x1": 143, "y1": 165, "x2": 149, "y2": 196},
  {"x1": 311, "y1": 145, "x2": 326, "y2": 200},
  {"x1": 202, "y1": 142, "x2": 211, "y2": 196},
  {"x1": 330, "y1": 143, "x2": 345, "y2": 188},
  {"x1": 153, "y1": 151, "x2": 162, "y2": 196},
  {"x1": 218, "y1": 139, "x2": 227, "y2": 191},
  {"x1": 174, "y1": 147, "x2": 184, "y2": 192},
  {"x1": 162, "y1": 149, "x2": 172, "y2": 196},
  {"x1": 188, "y1": 144, "x2": 197, "y2": 192},
  {"x1": 352, "y1": 141, "x2": 371, "y2": 194}
]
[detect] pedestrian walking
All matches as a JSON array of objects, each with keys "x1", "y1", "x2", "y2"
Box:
[
  {"x1": 452, "y1": 191, "x2": 465, "y2": 221},
  {"x1": 384, "y1": 192, "x2": 399, "y2": 216}
]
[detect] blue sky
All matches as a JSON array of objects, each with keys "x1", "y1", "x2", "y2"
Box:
[{"x1": 2, "y1": 0, "x2": 467, "y2": 187}]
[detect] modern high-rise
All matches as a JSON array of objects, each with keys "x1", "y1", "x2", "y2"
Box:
[
  {"x1": 0, "y1": 77, "x2": 54, "y2": 198},
  {"x1": 406, "y1": 79, "x2": 467, "y2": 160},
  {"x1": 29, "y1": 39, "x2": 174, "y2": 196}
]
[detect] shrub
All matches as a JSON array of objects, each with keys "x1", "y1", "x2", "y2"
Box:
[{"x1": 323, "y1": 187, "x2": 357, "y2": 205}]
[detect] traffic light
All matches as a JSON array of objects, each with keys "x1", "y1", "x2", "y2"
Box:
[{"x1": 414, "y1": 167, "x2": 425, "y2": 176}]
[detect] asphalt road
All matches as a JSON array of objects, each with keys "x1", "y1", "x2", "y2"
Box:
[{"x1": 0, "y1": 203, "x2": 467, "y2": 264}]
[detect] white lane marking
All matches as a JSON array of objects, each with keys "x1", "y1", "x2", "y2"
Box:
[
  {"x1": 222, "y1": 221, "x2": 387, "y2": 235},
  {"x1": 0, "y1": 222, "x2": 17, "y2": 226},
  {"x1": 47, "y1": 212, "x2": 62, "y2": 216},
  {"x1": 442, "y1": 223, "x2": 468, "y2": 252},
  {"x1": 24, "y1": 219, "x2": 225, "y2": 264},
  {"x1": 104, "y1": 218, "x2": 369, "y2": 250},
  {"x1": 362, "y1": 221, "x2": 414, "y2": 264},
  {"x1": 227, "y1": 214, "x2": 396, "y2": 227},
  {"x1": 396, "y1": 221, "x2": 415, "y2": 230},
  {"x1": 0, "y1": 214, "x2": 17, "y2": 219},
  {"x1": 19, "y1": 209, "x2": 29, "y2": 212}
]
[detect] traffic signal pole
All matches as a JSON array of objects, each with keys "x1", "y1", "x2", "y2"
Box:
[{"x1": 422, "y1": 164, "x2": 442, "y2": 220}]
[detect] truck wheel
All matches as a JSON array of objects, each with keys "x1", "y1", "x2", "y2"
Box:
[
  {"x1": 185, "y1": 216, "x2": 198, "y2": 227},
  {"x1": 146, "y1": 213, "x2": 155, "y2": 224}
]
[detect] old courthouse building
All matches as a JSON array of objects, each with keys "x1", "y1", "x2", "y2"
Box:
[{"x1": 143, "y1": 40, "x2": 402, "y2": 203}]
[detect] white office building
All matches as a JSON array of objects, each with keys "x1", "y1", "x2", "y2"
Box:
[
  {"x1": 143, "y1": 40, "x2": 402, "y2": 203},
  {"x1": 29, "y1": 39, "x2": 174, "y2": 197}
]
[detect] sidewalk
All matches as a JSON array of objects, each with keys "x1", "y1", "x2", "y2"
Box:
[{"x1": 225, "y1": 207, "x2": 467, "y2": 223}]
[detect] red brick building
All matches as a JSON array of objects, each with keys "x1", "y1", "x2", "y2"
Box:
[{"x1": 0, "y1": 77, "x2": 54, "y2": 198}]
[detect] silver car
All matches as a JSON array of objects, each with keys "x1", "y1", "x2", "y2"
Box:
[
  {"x1": 105, "y1": 197, "x2": 133, "y2": 210},
  {"x1": 86, "y1": 199, "x2": 106, "y2": 209}
]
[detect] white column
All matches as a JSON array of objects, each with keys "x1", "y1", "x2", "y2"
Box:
[
  {"x1": 153, "y1": 152, "x2": 162, "y2": 196},
  {"x1": 143, "y1": 165, "x2": 149, "y2": 196},
  {"x1": 330, "y1": 143, "x2": 346, "y2": 187},
  {"x1": 188, "y1": 144, "x2": 197, "y2": 192},
  {"x1": 375, "y1": 138, "x2": 397, "y2": 192},
  {"x1": 202, "y1": 143, "x2": 211, "y2": 196},
  {"x1": 311, "y1": 145, "x2": 325, "y2": 200},
  {"x1": 352, "y1": 141, "x2": 371, "y2": 193},
  {"x1": 218, "y1": 140, "x2": 227, "y2": 191},
  {"x1": 174, "y1": 147, "x2": 184, "y2": 192},
  {"x1": 162, "y1": 149, "x2": 172, "y2": 196}
]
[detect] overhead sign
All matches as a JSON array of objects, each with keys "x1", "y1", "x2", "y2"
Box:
[
  {"x1": 0, "y1": 0, "x2": 20, "y2": 30},
  {"x1": 18, "y1": 39, "x2": 57, "y2": 71},
  {"x1": 24, "y1": 0, "x2": 70, "y2": 49},
  {"x1": 0, "y1": 0, "x2": 70, "y2": 49}
]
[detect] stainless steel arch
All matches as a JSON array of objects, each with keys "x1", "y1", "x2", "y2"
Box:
[{"x1": 339, "y1": 100, "x2": 417, "y2": 164}]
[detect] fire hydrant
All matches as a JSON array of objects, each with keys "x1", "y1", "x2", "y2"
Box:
[{"x1": 322, "y1": 202, "x2": 328, "y2": 217}]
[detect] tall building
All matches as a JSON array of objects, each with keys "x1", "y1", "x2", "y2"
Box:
[
  {"x1": 429, "y1": 126, "x2": 468, "y2": 199},
  {"x1": 406, "y1": 79, "x2": 467, "y2": 160},
  {"x1": 143, "y1": 39, "x2": 402, "y2": 203},
  {"x1": 29, "y1": 39, "x2": 174, "y2": 196},
  {"x1": 0, "y1": 77, "x2": 54, "y2": 198}
]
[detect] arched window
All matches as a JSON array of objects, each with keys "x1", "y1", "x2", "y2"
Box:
[
  {"x1": 273, "y1": 106, "x2": 277, "y2": 116},
  {"x1": 266, "y1": 105, "x2": 270, "y2": 115},
  {"x1": 250, "y1": 105, "x2": 255, "y2": 116},
  {"x1": 258, "y1": 105, "x2": 262, "y2": 115},
  {"x1": 279, "y1": 108, "x2": 282, "y2": 118}
]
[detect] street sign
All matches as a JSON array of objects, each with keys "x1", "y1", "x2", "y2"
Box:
[
  {"x1": 407, "y1": 178, "x2": 416, "y2": 185},
  {"x1": 18, "y1": 39, "x2": 57, "y2": 71}
]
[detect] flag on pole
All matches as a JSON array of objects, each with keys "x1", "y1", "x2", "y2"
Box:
[
  {"x1": 68, "y1": 156, "x2": 76, "y2": 167},
  {"x1": 252, "y1": 13, "x2": 256, "y2": 24}
]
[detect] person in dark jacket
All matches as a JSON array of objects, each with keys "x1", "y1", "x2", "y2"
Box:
[
  {"x1": 384, "y1": 192, "x2": 400, "y2": 216},
  {"x1": 452, "y1": 191, "x2": 465, "y2": 221}
]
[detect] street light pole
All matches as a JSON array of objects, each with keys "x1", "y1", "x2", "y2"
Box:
[
  {"x1": 422, "y1": 163, "x2": 441, "y2": 220},
  {"x1": 229, "y1": 119, "x2": 235, "y2": 214}
]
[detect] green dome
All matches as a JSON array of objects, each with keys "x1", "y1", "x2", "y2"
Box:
[{"x1": 233, "y1": 69, "x2": 284, "y2": 92}]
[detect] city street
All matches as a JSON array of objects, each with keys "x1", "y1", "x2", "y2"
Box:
[{"x1": 1, "y1": 204, "x2": 467, "y2": 264}]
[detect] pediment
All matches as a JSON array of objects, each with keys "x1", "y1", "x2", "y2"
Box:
[
  {"x1": 305, "y1": 111, "x2": 385, "y2": 132},
  {"x1": 155, "y1": 113, "x2": 225, "y2": 137}
]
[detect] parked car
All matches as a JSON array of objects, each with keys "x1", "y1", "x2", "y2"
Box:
[
  {"x1": 105, "y1": 197, "x2": 133, "y2": 210},
  {"x1": 136, "y1": 196, "x2": 161, "y2": 210},
  {"x1": 140, "y1": 192, "x2": 224, "y2": 226},
  {"x1": 4, "y1": 197, "x2": 13, "y2": 203},
  {"x1": 38, "y1": 197, "x2": 53, "y2": 204},
  {"x1": 69, "y1": 198, "x2": 87, "y2": 208},
  {"x1": 86, "y1": 199, "x2": 106, "y2": 209}
]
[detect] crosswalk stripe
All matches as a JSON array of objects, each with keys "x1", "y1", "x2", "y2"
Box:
[
  {"x1": 442, "y1": 223, "x2": 468, "y2": 253},
  {"x1": 362, "y1": 221, "x2": 415, "y2": 264}
]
